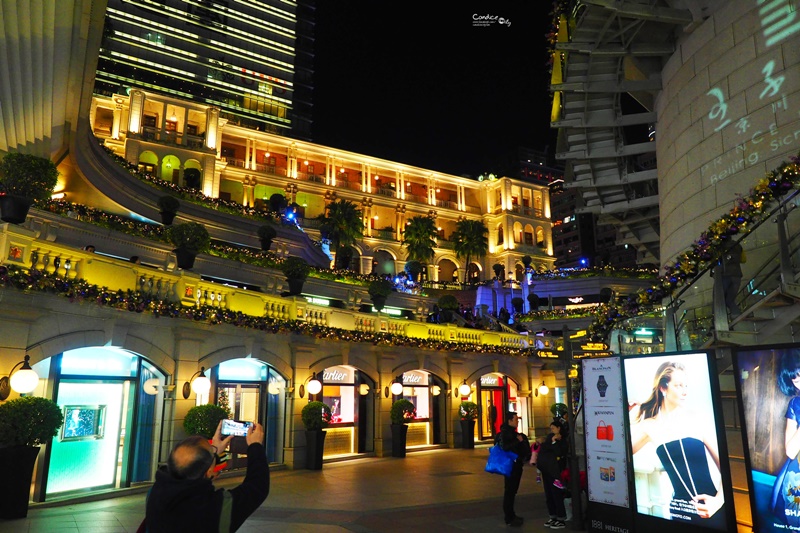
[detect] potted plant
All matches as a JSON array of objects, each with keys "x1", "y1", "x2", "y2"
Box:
[
  {"x1": 166, "y1": 222, "x2": 210, "y2": 270},
  {"x1": 404, "y1": 260, "x2": 423, "y2": 282},
  {"x1": 527, "y1": 293, "x2": 540, "y2": 311},
  {"x1": 368, "y1": 278, "x2": 394, "y2": 311},
  {"x1": 0, "y1": 152, "x2": 59, "y2": 224},
  {"x1": 459, "y1": 401, "x2": 478, "y2": 449},
  {"x1": 492, "y1": 263, "x2": 505, "y2": 280},
  {"x1": 280, "y1": 256, "x2": 311, "y2": 296},
  {"x1": 511, "y1": 296, "x2": 524, "y2": 314},
  {"x1": 257, "y1": 224, "x2": 277, "y2": 251},
  {"x1": 183, "y1": 403, "x2": 229, "y2": 439},
  {"x1": 437, "y1": 294, "x2": 459, "y2": 323},
  {"x1": 157, "y1": 195, "x2": 181, "y2": 226},
  {"x1": 390, "y1": 398, "x2": 416, "y2": 458},
  {"x1": 0, "y1": 396, "x2": 64, "y2": 518},
  {"x1": 301, "y1": 401, "x2": 332, "y2": 470},
  {"x1": 551, "y1": 402, "x2": 568, "y2": 419}
]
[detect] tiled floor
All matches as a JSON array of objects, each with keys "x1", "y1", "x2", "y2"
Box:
[{"x1": 1, "y1": 448, "x2": 573, "y2": 532}]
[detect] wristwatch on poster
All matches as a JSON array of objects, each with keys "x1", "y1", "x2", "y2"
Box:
[{"x1": 597, "y1": 375, "x2": 608, "y2": 398}]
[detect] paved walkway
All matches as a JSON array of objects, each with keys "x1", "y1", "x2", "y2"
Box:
[{"x1": 0, "y1": 448, "x2": 584, "y2": 532}]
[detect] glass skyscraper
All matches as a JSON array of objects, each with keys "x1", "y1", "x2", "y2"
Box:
[{"x1": 95, "y1": 0, "x2": 314, "y2": 138}]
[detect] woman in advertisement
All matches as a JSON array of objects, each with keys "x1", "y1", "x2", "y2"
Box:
[
  {"x1": 629, "y1": 360, "x2": 726, "y2": 527},
  {"x1": 770, "y1": 351, "x2": 800, "y2": 529}
]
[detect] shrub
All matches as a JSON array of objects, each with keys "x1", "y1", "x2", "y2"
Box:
[
  {"x1": 368, "y1": 278, "x2": 394, "y2": 299},
  {"x1": 257, "y1": 224, "x2": 277, "y2": 241},
  {"x1": 157, "y1": 195, "x2": 180, "y2": 214},
  {"x1": 550, "y1": 403, "x2": 568, "y2": 418},
  {"x1": 492, "y1": 263, "x2": 504, "y2": 278},
  {"x1": 437, "y1": 294, "x2": 459, "y2": 311},
  {"x1": 166, "y1": 222, "x2": 211, "y2": 253},
  {"x1": 301, "y1": 401, "x2": 332, "y2": 431},
  {"x1": 0, "y1": 152, "x2": 59, "y2": 202},
  {"x1": 459, "y1": 401, "x2": 478, "y2": 421},
  {"x1": 183, "y1": 404, "x2": 228, "y2": 439},
  {"x1": 280, "y1": 256, "x2": 311, "y2": 280},
  {"x1": 390, "y1": 399, "x2": 416, "y2": 424},
  {"x1": 0, "y1": 396, "x2": 64, "y2": 448},
  {"x1": 511, "y1": 296, "x2": 524, "y2": 313}
]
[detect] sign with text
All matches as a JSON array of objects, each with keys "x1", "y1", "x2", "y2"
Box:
[{"x1": 583, "y1": 357, "x2": 629, "y2": 508}]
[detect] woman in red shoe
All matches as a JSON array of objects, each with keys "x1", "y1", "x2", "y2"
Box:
[{"x1": 537, "y1": 419, "x2": 568, "y2": 529}]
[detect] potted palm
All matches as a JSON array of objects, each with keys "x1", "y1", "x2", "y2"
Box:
[
  {"x1": 0, "y1": 152, "x2": 59, "y2": 224},
  {"x1": 301, "y1": 401, "x2": 332, "y2": 470},
  {"x1": 166, "y1": 222, "x2": 210, "y2": 270},
  {"x1": 0, "y1": 396, "x2": 64, "y2": 518},
  {"x1": 368, "y1": 278, "x2": 394, "y2": 311},
  {"x1": 390, "y1": 398, "x2": 416, "y2": 458},
  {"x1": 157, "y1": 195, "x2": 180, "y2": 226},
  {"x1": 459, "y1": 401, "x2": 478, "y2": 449},
  {"x1": 280, "y1": 256, "x2": 311, "y2": 296},
  {"x1": 257, "y1": 224, "x2": 277, "y2": 251}
]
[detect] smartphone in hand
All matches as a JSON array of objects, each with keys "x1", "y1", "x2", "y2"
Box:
[{"x1": 220, "y1": 419, "x2": 254, "y2": 437}]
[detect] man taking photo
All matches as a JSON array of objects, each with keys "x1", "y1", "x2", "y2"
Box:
[{"x1": 145, "y1": 421, "x2": 269, "y2": 532}]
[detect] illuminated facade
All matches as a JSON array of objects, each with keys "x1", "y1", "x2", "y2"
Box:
[
  {"x1": 90, "y1": 88, "x2": 556, "y2": 280},
  {"x1": 95, "y1": 0, "x2": 314, "y2": 139}
]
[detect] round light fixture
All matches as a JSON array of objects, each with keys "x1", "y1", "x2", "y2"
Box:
[
  {"x1": 538, "y1": 381, "x2": 549, "y2": 396},
  {"x1": 390, "y1": 381, "x2": 404, "y2": 396},
  {"x1": 191, "y1": 369, "x2": 211, "y2": 395},
  {"x1": 9, "y1": 357, "x2": 39, "y2": 394},
  {"x1": 143, "y1": 378, "x2": 160, "y2": 396},
  {"x1": 267, "y1": 381, "x2": 281, "y2": 395},
  {"x1": 458, "y1": 380, "x2": 471, "y2": 397},
  {"x1": 307, "y1": 373, "x2": 322, "y2": 395},
  {"x1": 431, "y1": 385, "x2": 441, "y2": 396}
]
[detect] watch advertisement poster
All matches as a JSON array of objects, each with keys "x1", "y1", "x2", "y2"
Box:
[
  {"x1": 734, "y1": 344, "x2": 800, "y2": 533},
  {"x1": 583, "y1": 357, "x2": 629, "y2": 508},
  {"x1": 623, "y1": 352, "x2": 731, "y2": 532}
]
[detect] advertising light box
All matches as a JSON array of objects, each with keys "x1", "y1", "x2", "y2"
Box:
[
  {"x1": 622, "y1": 351, "x2": 734, "y2": 532},
  {"x1": 583, "y1": 357, "x2": 629, "y2": 508},
  {"x1": 734, "y1": 344, "x2": 800, "y2": 533}
]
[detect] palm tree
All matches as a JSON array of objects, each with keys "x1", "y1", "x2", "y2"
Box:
[
  {"x1": 402, "y1": 215, "x2": 438, "y2": 264},
  {"x1": 316, "y1": 199, "x2": 364, "y2": 269},
  {"x1": 452, "y1": 219, "x2": 488, "y2": 286}
]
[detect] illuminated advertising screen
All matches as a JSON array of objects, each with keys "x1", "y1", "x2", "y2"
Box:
[
  {"x1": 734, "y1": 344, "x2": 800, "y2": 533},
  {"x1": 623, "y1": 352, "x2": 732, "y2": 531}
]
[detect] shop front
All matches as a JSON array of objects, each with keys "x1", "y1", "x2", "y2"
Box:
[
  {"x1": 315, "y1": 365, "x2": 375, "y2": 456},
  {"x1": 30, "y1": 347, "x2": 166, "y2": 501},
  {"x1": 396, "y1": 370, "x2": 447, "y2": 447},
  {"x1": 212, "y1": 358, "x2": 287, "y2": 465},
  {"x1": 477, "y1": 372, "x2": 527, "y2": 440}
]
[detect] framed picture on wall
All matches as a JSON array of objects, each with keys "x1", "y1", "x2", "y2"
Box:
[{"x1": 61, "y1": 405, "x2": 106, "y2": 441}]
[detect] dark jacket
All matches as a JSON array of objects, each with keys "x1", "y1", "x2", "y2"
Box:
[
  {"x1": 146, "y1": 442, "x2": 270, "y2": 532},
  {"x1": 498, "y1": 423, "x2": 531, "y2": 465},
  {"x1": 537, "y1": 432, "x2": 568, "y2": 479}
]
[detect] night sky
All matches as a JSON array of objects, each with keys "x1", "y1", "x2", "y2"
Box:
[{"x1": 312, "y1": 2, "x2": 557, "y2": 178}]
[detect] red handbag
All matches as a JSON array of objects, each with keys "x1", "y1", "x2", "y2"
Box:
[{"x1": 596, "y1": 420, "x2": 613, "y2": 441}]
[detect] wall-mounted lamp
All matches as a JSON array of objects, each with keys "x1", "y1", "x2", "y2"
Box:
[
  {"x1": 182, "y1": 367, "x2": 211, "y2": 399},
  {"x1": 431, "y1": 385, "x2": 441, "y2": 396},
  {"x1": 267, "y1": 381, "x2": 281, "y2": 395},
  {"x1": 359, "y1": 383, "x2": 370, "y2": 396},
  {"x1": 143, "y1": 378, "x2": 160, "y2": 396},
  {"x1": 455, "y1": 379, "x2": 471, "y2": 398},
  {"x1": 0, "y1": 355, "x2": 39, "y2": 400},
  {"x1": 307, "y1": 373, "x2": 322, "y2": 395},
  {"x1": 168, "y1": 114, "x2": 177, "y2": 122},
  {"x1": 535, "y1": 380, "x2": 549, "y2": 397},
  {"x1": 390, "y1": 375, "x2": 404, "y2": 396}
]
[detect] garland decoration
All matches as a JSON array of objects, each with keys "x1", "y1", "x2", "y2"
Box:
[
  {"x1": 587, "y1": 154, "x2": 800, "y2": 341},
  {"x1": 0, "y1": 264, "x2": 536, "y2": 357}
]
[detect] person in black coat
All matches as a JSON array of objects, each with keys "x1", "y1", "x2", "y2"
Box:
[
  {"x1": 146, "y1": 421, "x2": 270, "y2": 532},
  {"x1": 498, "y1": 411, "x2": 531, "y2": 527},
  {"x1": 538, "y1": 419, "x2": 569, "y2": 529}
]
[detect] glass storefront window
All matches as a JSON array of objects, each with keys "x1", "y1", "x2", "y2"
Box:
[
  {"x1": 218, "y1": 358, "x2": 268, "y2": 381},
  {"x1": 60, "y1": 347, "x2": 137, "y2": 377},
  {"x1": 401, "y1": 370, "x2": 430, "y2": 419}
]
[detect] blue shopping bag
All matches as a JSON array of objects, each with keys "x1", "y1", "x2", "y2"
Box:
[{"x1": 485, "y1": 445, "x2": 518, "y2": 477}]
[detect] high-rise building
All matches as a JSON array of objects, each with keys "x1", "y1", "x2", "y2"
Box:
[{"x1": 95, "y1": 0, "x2": 314, "y2": 139}]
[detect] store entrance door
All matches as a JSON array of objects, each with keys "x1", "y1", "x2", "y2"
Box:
[
  {"x1": 217, "y1": 383, "x2": 264, "y2": 469},
  {"x1": 479, "y1": 388, "x2": 506, "y2": 440}
]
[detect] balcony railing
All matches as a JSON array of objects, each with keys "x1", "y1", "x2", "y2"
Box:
[{"x1": 1, "y1": 223, "x2": 532, "y2": 350}]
